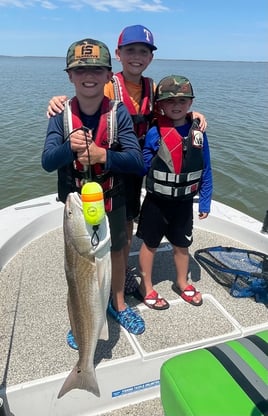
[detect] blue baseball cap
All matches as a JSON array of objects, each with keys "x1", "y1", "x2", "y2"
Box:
[{"x1": 117, "y1": 25, "x2": 157, "y2": 51}]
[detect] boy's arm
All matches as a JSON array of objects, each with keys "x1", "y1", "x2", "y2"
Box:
[
  {"x1": 189, "y1": 111, "x2": 207, "y2": 132},
  {"x1": 142, "y1": 126, "x2": 160, "y2": 174},
  {"x1": 198, "y1": 133, "x2": 213, "y2": 214},
  {"x1": 42, "y1": 114, "x2": 75, "y2": 172}
]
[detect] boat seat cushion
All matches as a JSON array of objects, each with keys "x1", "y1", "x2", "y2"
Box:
[{"x1": 160, "y1": 330, "x2": 268, "y2": 416}]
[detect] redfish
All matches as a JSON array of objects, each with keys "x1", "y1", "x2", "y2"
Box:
[{"x1": 58, "y1": 192, "x2": 111, "y2": 398}]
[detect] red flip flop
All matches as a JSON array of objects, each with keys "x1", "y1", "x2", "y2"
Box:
[
  {"x1": 134, "y1": 289, "x2": 170, "y2": 310},
  {"x1": 172, "y1": 284, "x2": 203, "y2": 306}
]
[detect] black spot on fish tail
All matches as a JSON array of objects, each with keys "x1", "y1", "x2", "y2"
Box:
[{"x1": 57, "y1": 365, "x2": 100, "y2": 399}]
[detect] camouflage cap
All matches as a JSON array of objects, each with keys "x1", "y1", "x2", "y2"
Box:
[
  {"x1": 155, "y1": 75, "x2": 195, "y2": 101},
  {"x1": 65, "y1": 38, "x2": 112, "y2": 71}
]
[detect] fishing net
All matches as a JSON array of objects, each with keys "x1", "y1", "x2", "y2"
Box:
[{"x1": 194, "y1": 246, "x2": 268, "y2": 304}]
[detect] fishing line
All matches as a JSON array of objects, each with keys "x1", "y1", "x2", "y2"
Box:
[
  {"x1": 67, "y1": 127, "x2": 104, "y2": 248},
  {"x1": 81, "y1": 126, "x2": 93, "y2": 182},
  {"x1": 81, "y1": 127, "x2": 101, "y2": 247},
  {"x1": 64, "y1": 126, "x2": 92, "y2": 181}
]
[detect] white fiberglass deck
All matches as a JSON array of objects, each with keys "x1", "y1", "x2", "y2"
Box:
[{"x1": 0, "y1": 195, "x2": 267, "y2": 416}]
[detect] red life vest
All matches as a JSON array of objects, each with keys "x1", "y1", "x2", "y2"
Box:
[
  {"x1": 112, "y1": 72, "x2": 154, "y2": 140},
  {"x1": 64, "y1": 96, "x2": 119, "y2": 211},
  {"x1": 146, "y1": 116, "x2": 204, "y2": 200}
]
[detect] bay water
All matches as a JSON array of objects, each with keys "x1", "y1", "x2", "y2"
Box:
[{"x1": 0, "y1": 56, "x2": 267, "y2": 222}]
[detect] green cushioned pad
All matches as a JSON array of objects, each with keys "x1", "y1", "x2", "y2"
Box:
[{"x1": 160, "y1": 331, "x2": 268, "y2": 416}]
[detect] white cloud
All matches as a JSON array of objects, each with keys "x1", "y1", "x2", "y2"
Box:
[
  {"x1": 40, "y1": 1, "x2": 57, "y2": 9},
  {"x1": 79, "y1": 0, "x2": 169, "y2": 12},
  {"x1": 0, "y1": 0, "x2": 56, "y2": 6},
  {"x1": 0, "y1": 0, "x2": 169, "y2": 11},
  {"x1": 0, "y1": 0, "x2": 27, "y2": 6}
]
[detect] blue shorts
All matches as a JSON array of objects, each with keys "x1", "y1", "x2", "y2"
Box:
[{"x1": 136, "y1": 193, "x2": 193, "y2": 248}]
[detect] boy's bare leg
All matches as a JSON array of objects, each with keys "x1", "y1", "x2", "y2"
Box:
[
  {"x1": 138, "y1": 242, "x2": 168, "y2": 308},
  {"x1": 138, "y1": 242, "x2": 156, "y2": 296},
  {"x1": 173, "y1": 246, "x2": 202, "y2": 303},
  {"x1": 124, "y1": 219, "x2": 140, "y2": 294},
  {"x1": 111, "y1": 249, "x2": 126, "y2": 311},
  {"x1": 124, "y1": 219, "x2": 134, "y2": 266}
]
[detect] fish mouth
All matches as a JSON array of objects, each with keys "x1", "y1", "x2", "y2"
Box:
[
  {"x1": 68, "y1": 192, "x2": 82, "y2": 208},
  {"x1": 72, "y1": 192, "x2": 82, "y2": 204},
  {"x1": 65, "y1": 192, "x2": 83, "y2": 218}
]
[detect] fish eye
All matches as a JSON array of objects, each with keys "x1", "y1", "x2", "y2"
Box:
[{"x1": 67, "y1": 209, "x2": 73, "y2": 217}]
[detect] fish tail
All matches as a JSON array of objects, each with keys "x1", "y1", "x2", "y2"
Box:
[{"x1": 57, "y1": 365, "x2": 100, "y2": 399}]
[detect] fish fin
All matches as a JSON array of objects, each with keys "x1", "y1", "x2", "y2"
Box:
[
  {"x1": 57, "y1": 365, "x2": 100, "y2": 399},
  {"x1": 99, "y1": 318, "x2": 109, "y2": 340}
]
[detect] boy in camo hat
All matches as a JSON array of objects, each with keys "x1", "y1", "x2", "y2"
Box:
[
  {"x1": 64, "y1": 38, "x2": 112, "y2": 70},
  {"x1": 134, "y1": 75, "x2": 213, "y2": 310},
  {"x1": 42, "y1": 38, "x2": 146, "y2": 347}
]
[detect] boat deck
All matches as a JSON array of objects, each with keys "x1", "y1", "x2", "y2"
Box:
[{"x1": 0, "y1": 196, "x2": 267, "y2": 415}]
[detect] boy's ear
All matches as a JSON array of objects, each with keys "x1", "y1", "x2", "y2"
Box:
[
  {"x1": 106, "y1": 71, "x2": 114, "y2": 83},
  {"x1": 67, "y1": 71, "x2": 74, "y2": 83},
  {"x1": 115, "y1": 48, "x2": 121, "y2": 61}
]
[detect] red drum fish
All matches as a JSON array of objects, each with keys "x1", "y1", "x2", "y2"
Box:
[{"x1": 58, "y1": 192, "x2": 111, "y2": 399}]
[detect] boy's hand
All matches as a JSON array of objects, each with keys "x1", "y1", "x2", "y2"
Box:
[
  {"x1": 199, "y1": 212, "x2": 208, "y2": 219},
  {"x1": 70, "y1": 129, "x2": 92, "y2": 152},
  {"x1": 192, "y1": 111, "x2": 207, "y2": 132},
  {"x1": 46, "y1": 95, "x2": 68, "y2": 118},
  {"x1": 77, "y1": 141, "x2": 107, "y2": 165}
]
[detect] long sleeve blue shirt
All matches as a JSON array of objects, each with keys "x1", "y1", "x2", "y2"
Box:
[{"x1": 42, "y1": 100, "x2": 144, "y2": 176}]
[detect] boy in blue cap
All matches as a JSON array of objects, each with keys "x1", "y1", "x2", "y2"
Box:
[{"x1": 46, "y1": 26, "x2": 207, "y2": 311}]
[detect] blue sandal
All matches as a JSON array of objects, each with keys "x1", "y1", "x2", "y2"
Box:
[
  {"x1": 66, "y1": 329, "x2": 78, "y2": 350},
  {"x1": 108, "y1": 301, "x2": 145, "y2": 335}
]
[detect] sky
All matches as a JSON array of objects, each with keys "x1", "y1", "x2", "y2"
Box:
[{"x1": 0, "y1": 0, "x2": 267, "y2": 61}]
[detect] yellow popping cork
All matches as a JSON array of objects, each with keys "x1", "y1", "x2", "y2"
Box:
[{"x1": 81, "y1": 182, "x2": 105, "y2": 226}]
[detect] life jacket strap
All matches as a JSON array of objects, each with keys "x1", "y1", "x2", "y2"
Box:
[
  {"x1": 153, "y1": 182, "x2": 200, "y2": 198},
  {"x1": 153, "y1": 169, "x2": 202, "y2": 184}
]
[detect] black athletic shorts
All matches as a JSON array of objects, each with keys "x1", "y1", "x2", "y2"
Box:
[
  {"x1": 107, "y1": 204, "x2": 128, "y2": 251},
  {"x1": 136, "y1": 193, "x2": 193, "y2": 248},
  {"x1": 124, "y1": 174, "x2": 143, "y2": 221}
]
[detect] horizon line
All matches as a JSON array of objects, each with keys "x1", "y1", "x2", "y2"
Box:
[{"x1": 0, "y1": 55, "x2": 267, "y2": 64}]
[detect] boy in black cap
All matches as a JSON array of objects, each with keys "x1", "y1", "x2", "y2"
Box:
[{"x1": 42, "y1": 38, "x2": 146, "y2": 348}]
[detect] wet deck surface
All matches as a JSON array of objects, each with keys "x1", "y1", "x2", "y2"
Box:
[{"x1": 0, "y1": 225, "x2": 267, "y2": 415}]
